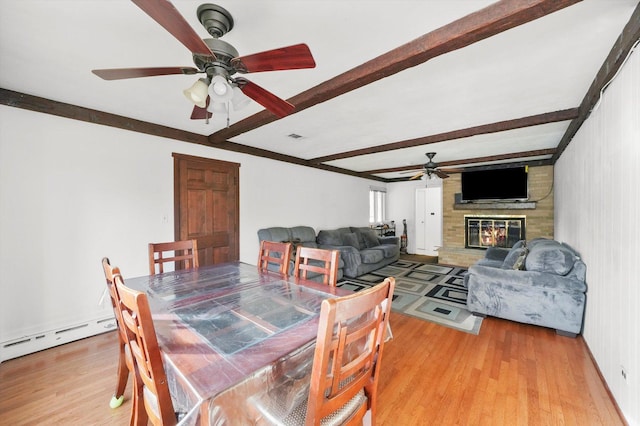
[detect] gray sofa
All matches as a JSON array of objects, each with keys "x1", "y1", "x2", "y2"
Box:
[
  {"x1": 464, "y1": 238, "x2": 587, "y2": 336},
  {"x1": 316, "y1": 226, "x2": 399, "y2": 278},
  {"x1": 257, "y1": 226, "x2": 345, "y2": 281},
  {"x1": 257, "y1": 226, "x2": 399, "y2": 280}
]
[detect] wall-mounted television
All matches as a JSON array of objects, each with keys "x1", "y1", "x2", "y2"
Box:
[{"x1": 461, "y1": 166, "x2": 528, "y2": 202}]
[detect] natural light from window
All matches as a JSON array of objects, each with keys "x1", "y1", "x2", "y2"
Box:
[{"x1": 369, "y1": 187, "x2": 386, "y2": 224}]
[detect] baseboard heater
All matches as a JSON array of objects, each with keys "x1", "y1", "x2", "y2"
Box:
[{"x1": 1, "y1": 316, "x2": 117, "y2": 362}]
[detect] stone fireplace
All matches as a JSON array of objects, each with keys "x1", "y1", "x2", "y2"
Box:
[
  {"x1": 464, "y1": 215, "x2": 526, "y2": 249},
  {"x1": 437, "y1": 165, "x2": 555, "y2": 267}
]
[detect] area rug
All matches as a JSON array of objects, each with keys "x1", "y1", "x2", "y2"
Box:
[{"x1": 337, "y1": 260, "x2": 483, "y2": 335}]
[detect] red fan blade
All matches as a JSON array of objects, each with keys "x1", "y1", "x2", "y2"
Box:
[
  {"x1": 132, "y1": 0, "x2": 215, "y2": 59},
  {"x1": 231, "y1": 44, "x2": 316, "y2": 73},
  {"x1": 190, "y1": 96, "x2": 213, "y2": 120},
  {"x1": 190, "y1": 106, "x2": 212, "y2": 120},
  {"x1": 435, "y1": 170, "x2": 450, "y2": 179},
  {"x1": 236, "y1": 78, "x2": 295, "y2": 118},
  {"x1": 92, "y1": 67, "x2": 199, "y2": 80}
]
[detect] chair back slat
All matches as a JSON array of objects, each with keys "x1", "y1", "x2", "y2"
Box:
[
  {"x1": 294, "y1": 247, "x2": 339, "y2": 286},
  {"x1": 258, "y1": 240, "x2": 293, "y2": 275},
  {"x1": 148, "y1": 239, "x2": 199, "y2": 275},
  {"x1": 305, "y1": 277, "x2": 395, "y2": 425}
]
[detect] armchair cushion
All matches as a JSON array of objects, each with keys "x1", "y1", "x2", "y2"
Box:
[
  {"x1": 360, "y1": 249, "x2": 384, "y2": 264},
  {"x1": 377, "y1": 244, "x2": 399, "y2": 258}
]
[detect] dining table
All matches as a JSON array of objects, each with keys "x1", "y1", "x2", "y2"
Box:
[{"x1": 124, "y1": 261, "x2": 353, "y2": 425}]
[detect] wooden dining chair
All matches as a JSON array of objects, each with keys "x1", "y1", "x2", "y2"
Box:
[
  {"x1": 101, "y1": 258, "x2": 145, "y2": 423},
  {"x1": 294, "y1": 246, "x2": 340, "y2": 286},
  {"x1": 148, "y1": 239, "x2": 199, "y2": 275},
  {"x1": 100, "y1": 257, "x2": 131, "y2": 410},
  {"x1": 258, "y1": 240, "x2": 293, "y2": 275},
  {"x1": 114, "y1": 273, "x2": 178, "y2": 426},
  {"x1": 304, "y1": 277, "x2": 395, "y2": 425},
  {"x1": 252, "y1": 277, "x2": 395, "y2": 425}
]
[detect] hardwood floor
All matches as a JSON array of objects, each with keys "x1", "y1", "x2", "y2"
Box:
[
  {"x1": 0, "y1": 313, "x2": 623, "y2": 425},
  {"x1": 399, "y1": 253, "x2": 439, "y2": 264}
]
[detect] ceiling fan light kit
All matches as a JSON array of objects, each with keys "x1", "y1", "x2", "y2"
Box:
[
  {"x1": 208, "y1": 101, "x2": 227, "y2": 115},
  {"x1": 91, "y1": 0, "x2": 316, "y2": 123},
  {"x1": 183, "y1": 78, "x2": 209, "y2": 108},
  {"x1": 231, "y1": 86, "x2": 251, "y2": 110},
  {"x1": 208, "y1": 74, "x2": 234, "y2": 101}
]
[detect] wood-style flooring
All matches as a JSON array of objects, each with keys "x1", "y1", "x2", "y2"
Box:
[{"x1": 0, "y1": 312, "x2": 623, "y2": 425}]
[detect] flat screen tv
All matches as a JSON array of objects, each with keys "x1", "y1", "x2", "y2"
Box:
[{"x1": 461, "y1": 166, "x2": 528, "y2": 202}]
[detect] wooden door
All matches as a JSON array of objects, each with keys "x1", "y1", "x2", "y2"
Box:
[{"x1": 173, "y1": 153, "x2": 239, "y2": 266}]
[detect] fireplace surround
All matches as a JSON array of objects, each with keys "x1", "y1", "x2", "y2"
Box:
[{"x1": 465, "y1": 215, "x2": 526, "y2": 249}]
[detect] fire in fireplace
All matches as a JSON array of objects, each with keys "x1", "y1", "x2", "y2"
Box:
[{"x1": 465, "y1": 215, "x2": 526, "y2": 249}]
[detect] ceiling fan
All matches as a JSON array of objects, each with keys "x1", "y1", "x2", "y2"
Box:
[
  {"x1": 404, "y1": 152, "x2": 450, "y2": 180},
  {"x1": 91, "y1": 0, "x2": 316, "y2": 122}
]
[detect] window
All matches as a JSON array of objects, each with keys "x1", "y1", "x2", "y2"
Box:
[{"x1": 369, "y1": 187, "x2": 386, "y2": 224}]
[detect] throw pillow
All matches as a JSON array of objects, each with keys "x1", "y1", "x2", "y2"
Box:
[
  {"x1": 342, "y1": 232, "x2": 360, "y2": 249},
  {"x1": 316, "y1": 230, "x2": 343, "y2": 246},
  {"x1": 362, "y1": 231, "x2": 380, "y2": 248},
  {"x1": 511, "y1": 240, "x2": 526, "y2": 250},
  {"x1": 502, "y1": 247, "x2": 524, "y2": 269},
  {"x1": 525, "y1": 246, "x2": 575, "y2": 275},
  {"x1": 512, "y1": 248, "x2": 528, "y2": 270}
]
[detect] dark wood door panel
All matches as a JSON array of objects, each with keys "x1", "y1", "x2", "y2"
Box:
[{"x1": 174, "y1": 153, "x2": 239, "y2": 266}]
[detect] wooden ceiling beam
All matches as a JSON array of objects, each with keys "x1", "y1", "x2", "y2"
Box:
[
  {"x1": 0, "y1": 89, "x2": 209, "y2": 146},
  {"x1": 210, "y1": 140, "x2": 388, "y2": 181},
  {"x1": 208, "y1": 0, "x2": 582, "y2": 144},
  {"x1": 0, "y1": 88, "x2": 388, "y2": 182},
  {"x1": 365, "y1": 148, "x2": 556, "y2": 175},
  {"x1": 310, "y1": 109, "x2": 576, "y2": 163}
]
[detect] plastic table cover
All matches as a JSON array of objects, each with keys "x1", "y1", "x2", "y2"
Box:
[{"x1": 125, "y1": 262, "x2": 351, "y2": 425}]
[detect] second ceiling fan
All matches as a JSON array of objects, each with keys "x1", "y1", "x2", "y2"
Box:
[
  {"x1": 406, "y1": 152, "x2": 450, "y2": 180},
  {"x1": 92, "y1": 0, "x2": 316, "y2": 121}
]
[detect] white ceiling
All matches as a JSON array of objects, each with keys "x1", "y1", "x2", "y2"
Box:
[{"x1": 1, "y1": 1, "x2": 638, "y2": 180}]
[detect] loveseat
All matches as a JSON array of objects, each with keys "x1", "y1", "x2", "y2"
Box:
[
  {"x1": 315, "y1": 227, "x2": 399, "y2": 278},
  {"x1": 257, "y1": 226, "x2": 345, "y2": 281},
  {"x1": 464, "y1": 238, "x2": 587, "y2": 336}
]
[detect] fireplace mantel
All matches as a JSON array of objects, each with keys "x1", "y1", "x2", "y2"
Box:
[{"x1": 454, "y1": 201, "x2": 536, "y2": 210}]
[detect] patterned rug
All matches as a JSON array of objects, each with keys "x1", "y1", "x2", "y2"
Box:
[{"x1": 337, "y1": 260, "x2": 482, "y2": 334}]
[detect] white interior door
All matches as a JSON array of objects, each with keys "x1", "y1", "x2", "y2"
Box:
[{"x1": 414, "y1": 187, "x2": 442, "y2": 256}]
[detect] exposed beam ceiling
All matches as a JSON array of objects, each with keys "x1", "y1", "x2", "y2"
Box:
[
  {"x1": 208, "y1": 0, "x2": 582, "y2": 144},
  {"x1": 1, "y1": 0, "x2": 638, "y2": 183}
]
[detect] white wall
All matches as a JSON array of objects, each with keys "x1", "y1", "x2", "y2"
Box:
[
  {"x1": 555, "y1": 48, "x2": 639, "y2": 425},
  {"x1": 0, "y1": 106, "x2": 379, "y2": 348}
]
